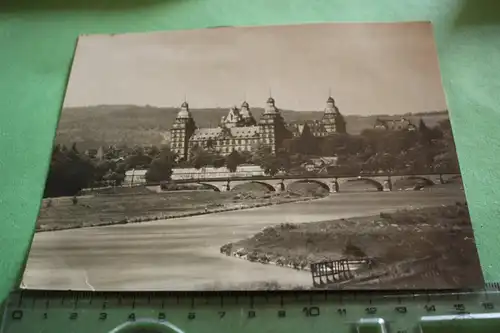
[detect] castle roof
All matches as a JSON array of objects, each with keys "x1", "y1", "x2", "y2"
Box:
[
  {"x1": 189, "y1": 125, "x2": 260, "y2": 141},
  {"x1": 287, "y1": 120, "x2": 328, "y2": 136},
  {"x1": 225, "y1": 106, "x2": 242, "y2": 122},
  {"x1": 325, "y1": 96, "x2": 339, "y2": 115},
  {"x1": 190, "y1": 128, "x2": 221, "y2": 141},
  {"x1": 264, "y1": 97, "x2": 279, "y2": 114},
  {"x1": 240, "y1": 101, "x2": 254, "y2": 119},
  {"x1": 177, "y1": 101, "x2": 192, "y2": 119},
  {"x1": 229, "y1": 126, "x2": 260, "y2": 138},
  {"x1": 177, "y1": 110, "x2": 191, "y2": 118}
]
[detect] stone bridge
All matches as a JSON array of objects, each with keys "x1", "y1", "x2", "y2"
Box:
[{"x1": 173, "y1": 173, "x2": 462, "y2": 193}]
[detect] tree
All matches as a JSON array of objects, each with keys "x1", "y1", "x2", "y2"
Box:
[
  {"x1": 147, "y1": 145, "x2": 161, "y2": 158},
  {"x1": 226, "y1": 150, "x2": 242, "y2": 172},
  {"x1": 296, "y1": 124, "x2": 320, "y2": 155},
  {"x1": 289, "y1": 153, "x2": 307, "y2": 171},
  {"x1": 189, "y1": 145, "x2": 211, "y2": 170},
  {"x1": 71, "y1": 142, "x2": 79, "y2": 153},
  {"x1": 438, "y1": 118, "x2": 452, "y2": 133},
  {"x1": 159, "y1": 146, "x2": 178, "y2": 160},
  {"x1": 103, "y1": 170, "x2": 126, "y2": 186},
  {"x1": 239, "y1": 150, "x2": 253, "y2": 164},
  {"x1": 43, "y1": 145, "x2": 97, "y2": 198},
  {"x1": 320, "y1": 134, "x2": 355, "y2": 157},
  {"x1": 145, "y1": 148, "x2": 176, "y2": 183},
  {"x1": 251, "y1": 144, "x2": 287, "y2": 176},
  {"x1": 104, "y1": 146, "x2": 120, "y2": 160},
  {"x1": 276, "y1": 148, "x2": 291, "y2": 173},
  {"x1": 212, "y1": 154, "x2": 226, "y2": 168},
  {"x1": 282, "y1": 138, "x2": 301, "y2": 155},
  {"x1": 124, "y1": 149, "x2": 153, "y2": 170},
  {"x1": 418, "y1": 118, "x2": 429, "y2": 132},
  {"x1": 93, "y1": 160, "x2": 117, "y2": 183},
  {"x1": 433, "y1": 151, "x2": 459, "y2": 174}
]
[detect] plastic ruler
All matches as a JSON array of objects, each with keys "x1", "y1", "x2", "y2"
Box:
[{"x1": 3, "y1": 285, "x2": 500, "y2": 333}]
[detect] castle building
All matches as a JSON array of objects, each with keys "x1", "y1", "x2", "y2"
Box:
[
  {"x1": 170, "y1": 96, "x2": 347, "y2": 160},
  {"x1": 287, "y1": 96, "x2": 346, "y2": 137},
  {"x1": 170, "y1": 101, "x2": 197, "y2": 158}
]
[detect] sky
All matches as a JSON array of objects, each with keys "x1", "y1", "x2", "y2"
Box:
[{"x1": 63, "y1": 22, "x2": 448, "y2": 115}]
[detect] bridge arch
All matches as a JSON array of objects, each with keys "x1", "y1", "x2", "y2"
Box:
[
  {"x1": 392, "y1": 176, "x2": 434, "y2": 190},
  {"x1": 287, "y1": 179, "x2": 330, "y2": 192},
  {"x1": 231, "y1": 181, "x2": 276, "y2": 192},
  {"x1": 197, "y1": 182, "x2": 221, "y2": 192},
  {"x1": 405, "y1": 176, "x2": 434, "y2": 186},
  {"x1": 344, "y1": 178, "x2": 383, "y2": 191}
]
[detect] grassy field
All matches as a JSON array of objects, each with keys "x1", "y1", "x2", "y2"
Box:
[
  {"x1": 37, "y1": 183, "x2": 328, "y2": 232},
  {"x1": 220, "y1": 203, "x2": 483, "y2": 289}
]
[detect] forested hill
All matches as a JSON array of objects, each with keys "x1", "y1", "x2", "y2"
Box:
[{"x1": 55, "y1": 105, "x2": 449, "y2": 151}]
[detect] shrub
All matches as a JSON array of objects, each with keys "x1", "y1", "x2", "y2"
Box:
[
  {"x1": 279, "y1": 223, "x2": 298, "y2": 230},
  {"x1": 220, "y1": 243, "x2": 232, "y2": 255},
  {"x1": 343, "y1": 239, "x2": 367, "y2": 258},
  {"x1": 379, "y1": 212, "x2": 392, "y2": 220}
]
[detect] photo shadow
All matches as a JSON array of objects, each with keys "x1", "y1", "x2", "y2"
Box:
[
  {"x1": 0, "y1": 0, "x2": 182, "y2": 13},
  {"x1": 453, "y1": 0, "x2": 500, "y2": 27}
]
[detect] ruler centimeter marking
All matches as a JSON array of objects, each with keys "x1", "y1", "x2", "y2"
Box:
[{"x1": 2, "y1": 286, "x2": 500, "y2": 333}]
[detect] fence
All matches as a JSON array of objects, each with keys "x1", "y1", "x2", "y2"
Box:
[{"x1": 310, "y1": 258, "x2": 373, "y2": 287}]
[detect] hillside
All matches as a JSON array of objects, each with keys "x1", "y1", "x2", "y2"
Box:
[{"x1": 54, "y1": 105, "x2": 449, "y2": 150}]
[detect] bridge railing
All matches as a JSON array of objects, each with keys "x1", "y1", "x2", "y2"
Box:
[{"x1": 165, "y1": 172, "x2": 461, "y2": 184}]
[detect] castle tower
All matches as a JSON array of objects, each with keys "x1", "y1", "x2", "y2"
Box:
[
  {"x1": 322, "y1": 96, "x2": 346, "y2": 134},
  {"x1": 240, "y1": 101, "x2": 256, "y2": 126},
  {"x1": 264, "y1": 96, "x2": 278, "y2": 114},
  {"x1": 222, "y1": 106, "x2": 244, "y2": 128},
  {"x1": 259, "y1": 97, "x2": 287, "y2": 154},
  {"x1": 170, "y1": 101, "x2": 196, "y2": 160}
]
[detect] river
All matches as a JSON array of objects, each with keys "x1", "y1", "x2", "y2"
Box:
[{"x1": 22, "y1": 185, "x2": 467, "y2": 290}]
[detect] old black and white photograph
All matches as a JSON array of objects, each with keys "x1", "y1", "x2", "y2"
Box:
[{"x1": 22, "y1": 22, "x2": 484, "y2": 290}]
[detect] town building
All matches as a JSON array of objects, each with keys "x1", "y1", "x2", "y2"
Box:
[
  {"x1": 373, "y1": 117, "x2": 417, "y2": 131},
  {"x1": 170, "y1": 96, "x2": 347, "y2": 160},
  {"x1": 123, "y1": 169, "x2": 147, "y2": 186}
]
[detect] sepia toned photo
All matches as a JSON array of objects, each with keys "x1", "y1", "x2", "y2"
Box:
[{"x1": 23, "y1": 22, "x2": 483, "y2": 291}]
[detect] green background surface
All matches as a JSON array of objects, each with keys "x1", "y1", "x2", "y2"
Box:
[{"x1": 0, "y1": 0, "x2": 499, "y2": 304}]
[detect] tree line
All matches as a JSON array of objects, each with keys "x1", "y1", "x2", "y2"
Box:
[{"x1": 43, "y1": 118, "x2": 459, "y2": 198}]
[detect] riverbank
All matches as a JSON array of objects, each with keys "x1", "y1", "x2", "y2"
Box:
[
  {"x1": 220, "y1": 202, "x2": 483, "y2": 289},
  {"x1": 36, "y1": 184, "x2": 328, "y2": 232}
]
